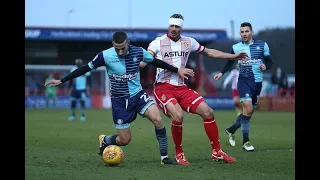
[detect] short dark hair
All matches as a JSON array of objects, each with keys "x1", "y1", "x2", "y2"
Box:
[
  {"x1": 112, "y1": 31, "x2": 128, "y2": 44},
  {"x1": 170, "y1": 13, "x2": 184, "y2": 20},
  {"x1": 241, "y1": 22, "x2": 252, "y2": 30}
]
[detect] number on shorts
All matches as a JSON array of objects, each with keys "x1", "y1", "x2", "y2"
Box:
[{"x1": 140, "y1": 93, "x2": 151, "y2": 102}]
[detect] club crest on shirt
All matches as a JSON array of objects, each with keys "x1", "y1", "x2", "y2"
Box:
[
  {"x1": 161, "y1": 94, "x2": 166, "y2": 101},
  {"x1": 182, "y1": 41, "x2": 189, "y2": 48},
  {"x1": 133, "y1": 56, "x2": 138, "y2": 62}
]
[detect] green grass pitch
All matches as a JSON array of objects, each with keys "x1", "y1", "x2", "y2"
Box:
[{"x1": 26, "y1": 109, "x2": 295, "y2": 180}]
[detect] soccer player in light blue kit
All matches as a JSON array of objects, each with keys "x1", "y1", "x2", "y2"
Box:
[
  {"x1": 214, "y1": 22, "x2": 273, "y2": 151},
  {"x1": 68, "y1": 58, "x2": 91, "y2": 121},
  {"x1": 45, "y1": 31, "x2": 195, "y2": 165}
]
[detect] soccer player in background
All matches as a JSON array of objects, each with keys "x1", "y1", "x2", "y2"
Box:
[
  {"x1": 68, "y1": 58, "x2": 91, "y2": 121},
  {"x1": 45, "y1": 73, "x2": 57, "y2": 108},
  {"x1": 45, "y1": 31, "x2": 195, "y2": 165},
  {"x1": 221, "y1": 64, "x2": 241, "y2": 116},
  {"x1": 214, "y1": 22, "x2": 273, "y2": 151},
  {"x1": 141, "y1": 14, "x2": 248, "y2": 165}
]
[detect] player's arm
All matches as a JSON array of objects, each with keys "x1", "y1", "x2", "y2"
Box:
[
  {"x1": 190, "y1": 37, "x2": 240, "y2": 60},
  {"x1": 202, "y1": 48, "x2": 241, "y2": 60},
  {"x1": 60, "y1": 53, "x2": 105, "y2": 83},
  {"x1": 219, "y1": 48, "x2": 237, "y2": 76},
  {"x1": 263, "y1": 42, "x2": 273, "y2": 70},
  {"x1": 141, "y1": 48, "x2": 179, "y2": 73}
]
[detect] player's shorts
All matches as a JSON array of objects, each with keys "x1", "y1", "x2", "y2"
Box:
[
  {"x1": 154, "y1": 82, "x2": 204, "y2": 115},
  {"x1": 232, "y1": 89, "x2": 239, "y2": 98},
  {"x1": 237, "y1": 77, "x2": 262, "y2": 108},
  {"x1": 71, "y1": 90, "x2": 86, "y2": 100},
  {"x1": 111, "y1": 90, "x2": 155, "y2": 130}
]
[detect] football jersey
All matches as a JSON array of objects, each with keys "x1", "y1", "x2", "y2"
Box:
[{"x1": 148, "y1": 34, "x2": 205, "y2": 86}]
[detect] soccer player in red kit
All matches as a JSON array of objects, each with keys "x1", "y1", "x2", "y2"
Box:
[
  {"x1": 141, "y1": 14, "x2": 248, "y2": 165},
  {"x1": 220, "y1": 64, "x2": 241, "y2": 116}
]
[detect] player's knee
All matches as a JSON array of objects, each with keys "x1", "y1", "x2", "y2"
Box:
[
  {"x1": 202, "y1": 107, "x2": 214, "y2": 119},
  {"x1": 170, "y1": 110, "x2": 183, "y2": 122},
  {"x1": 242, "y1": 102, "x2": 253, "y2": 116},
  {"x1": 151, "y1": 116, "x2": 163, "y2": 129}
]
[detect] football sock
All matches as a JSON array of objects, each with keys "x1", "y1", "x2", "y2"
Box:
[
  {"x1": 80, "y1": 100, "x2": 86, "y2": 116},
  {"x1": 171, "y1": 120, "x2": 183, "y2": 155},
  {"x1": 155, "y1": 127, "x2": 168, "y2": 160},
  {"x1": 103, "y1": 135, "x2": 118, "y2": 145},
  {"x1": 71, "y1": 100, "x2": 76, "y2": 116},
  {"x1": 241, "y1": 115, "x2": 251, "y2": 144},
  {"x1": 203, "y1": 117, "x2": 221, "y2": 151},
  {"x1": 227, "y1": 114, "x2": 242, "y2": 134}
]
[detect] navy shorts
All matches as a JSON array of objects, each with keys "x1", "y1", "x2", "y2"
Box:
[
  {"x1": 111, "y1": 90, "x2": 155, "y2": 129},
  {"x1": 237, "y1": 77, "x2": 262, "y2": 108},
  {"x1": 71, "y1": 90, "x2": 86, "y2": 100}
]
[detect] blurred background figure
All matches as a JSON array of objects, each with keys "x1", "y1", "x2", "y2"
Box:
[
  {"x1": 68, "y1": 58, "x2": 91, "y2": 121},
  {"x1": 271, "y1": 67, "x2": 289, "y2": 97},
  {"x1": 221, "y1": 64, "x2": 241, "y2": 115},
  {"x1": 45, "y1": 73, "x2": 57, "y2": 108}
]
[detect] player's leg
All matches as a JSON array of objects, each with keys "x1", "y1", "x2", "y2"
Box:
[
  {"x1": 178, "y1": 88, "x2": 235, "y2": 163},
  {"x1": 154, "y1": 84, "x2": 189, "y2": 165},
  {"x1": 137, "y1": 91, "x2": 177, "y2": 165},
  {"x1": 241, "y1": 82, "x2": 263, "y2": 151},
  {"x1": 226, "y1": 90, "x2": 241, "y2": 147},
  {"x1": 232, "y1": 90, "x2": 242, "y2": 116},
  {"x1": 79, "y1": 91, "x2": 87, "y2": 121},
  {"x1": 52, "y1": 94, "x2": 56, "y2": 108},
  {"x1": 69, "y1": 98, "x2": 77, "y2": 120},
  {"x1": 68, "y1": 90, "x2": 78, "y2": 120},
  {"x1": 98, "y1": 97, "x2": 137, "y2": 155},
  {"x1": 99, "y1": 128, "x2": 132, "y2": 155},
  {"x1": 45, "y1": 92, "x2": 50, "y2": 108},
  {"x1": 232, "y1": 79, "x2": 255, "y2": 151}
]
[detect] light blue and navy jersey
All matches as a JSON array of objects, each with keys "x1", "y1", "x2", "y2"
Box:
[
  {"x1": 70, "y1": 67, "x2": 91, "y2": 90},
  {"x1": 88, "y1": 45, "x2": 154, "y2": 98},
  {"x1": 231, "y1": 40, "x2": 270, "y2": 82}
]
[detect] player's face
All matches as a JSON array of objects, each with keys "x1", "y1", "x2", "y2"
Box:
[
  {"x1": 168, "y1": 25, "x2": 181, "y2": 39},
  {"x1": 113, "y1": 40, "x2": 129, "y2": 57},
  {"x1": 240, "y1": 26, "x2": 253, "y2": 42}
]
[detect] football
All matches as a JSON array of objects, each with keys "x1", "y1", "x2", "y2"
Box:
[{"x1": 102, "y1": 145, "x2": 124, "y2": 166}]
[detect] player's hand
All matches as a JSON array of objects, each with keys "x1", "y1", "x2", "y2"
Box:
[
  {"x1": 260, "y1": 63, "x2": 266, "y2": 71},
  {"x1": 214, "y1": 73, "x2": 223, "y2": 80},
  {"x1": 233, "y1": 52, "x2": 248, "y2": 61},
  {"x1": 44, "y1": 79, "x2": 62, "y2": 87},
  {"x1": 177, "y1": 68, "x2": 195, "y2": 80}
]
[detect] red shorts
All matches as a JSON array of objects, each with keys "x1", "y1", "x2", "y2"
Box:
[
  {"x1": 153, "y1": 83, "x2": 204, "y2": 115},
  {"x1": 232, "y1": 89, "x2": 239, "y2": 97}
]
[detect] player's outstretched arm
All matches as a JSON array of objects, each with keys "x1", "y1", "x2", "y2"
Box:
[
  {"x1": 150, "y1": 59, "x2": 195, "y2": 80},
  {"x1": 44, "y1": 65, "x2": 92, "y2": 87},
  {"x1": 141, "y1": 48, "x2": 194, "y2": 79},
  {"x1": 202, "y1": 48, "x2": 248, "y2": 61}
]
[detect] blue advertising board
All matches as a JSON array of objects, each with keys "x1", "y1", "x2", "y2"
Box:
[
  {"x1": 25, "y1": 27, "x2": 228, "y2": 42},
  {"x1": 203, "y1": 96, "x2": 234, "y2": 110},
  {"x1": 25, "y1": 96, "x2": 92, "y2": 109}
]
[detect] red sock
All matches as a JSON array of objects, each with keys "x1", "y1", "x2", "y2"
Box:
[
  {"x1": 203, "y1": 117, "x2": 221, "y2": 151},
  {"x1": 171, "y1": 120, "x2": 183, "y2": 155},
  {"x1": 235, "y1": 102, "x2": 241, "y2": 109}
]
